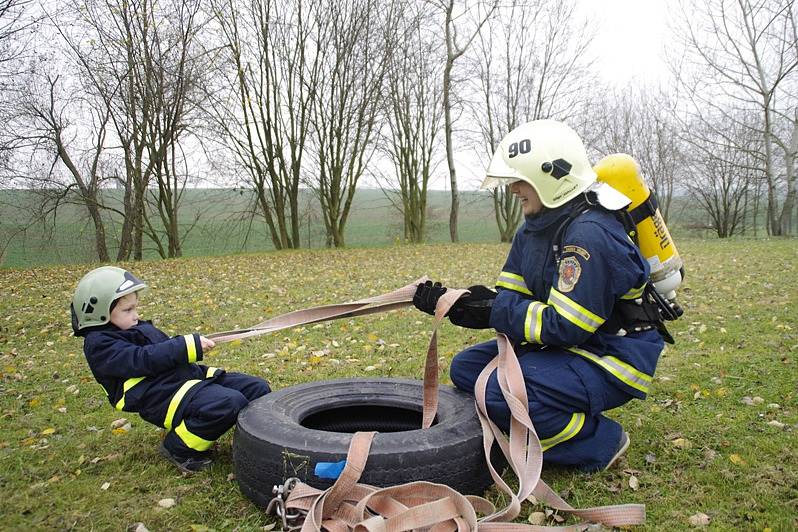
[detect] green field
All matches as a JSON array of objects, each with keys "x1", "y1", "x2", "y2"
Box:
[
  {"x1": 0, "y1": 189, "x2": 503, "y2": 268},
  {"x1": 0, "y1": 188, "x2": 736, "y2": 269},
  {"x1": 1, "y1": 239, "x2": 796, "y2": 530}
]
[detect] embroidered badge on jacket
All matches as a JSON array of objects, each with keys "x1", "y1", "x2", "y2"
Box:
[
  {"x1": 562, "y1": 245, "x2": 590, "y2": 261},
  {"x1": 557, "y1": 256, "x2": 582, "y2": 293}
]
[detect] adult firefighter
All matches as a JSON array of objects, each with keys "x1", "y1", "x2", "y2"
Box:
[{"x1": 413, "y1": 120, "x2": 668, "y2": 472}]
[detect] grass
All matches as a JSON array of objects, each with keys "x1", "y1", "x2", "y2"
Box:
[{"x1": 1, "y1": 239, "x2": 796, "y2": 530}]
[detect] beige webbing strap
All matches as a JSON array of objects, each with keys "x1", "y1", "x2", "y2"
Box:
[
  {"x1": 207, "y1": 277, "x2": 427, "y2": 344},
  {"x1": 474, "y1": 334, "x2": 646, "y2": 528},
  {"x1": 422, "y1": 289, "x2": 470, "y2": 428},
  {"x1": 262, "y1": 280, "x2": 645, "y2": 530}
]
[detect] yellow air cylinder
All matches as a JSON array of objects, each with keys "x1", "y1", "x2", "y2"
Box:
[{"x1": 593, "y1": 153, "x2": 683, "y2": 299}]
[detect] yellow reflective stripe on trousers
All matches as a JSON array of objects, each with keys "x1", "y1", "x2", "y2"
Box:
[
  {"x1": 541, "y1": 412, "x2": 585, "y2": 451},
  {"x1": 621, "y1": 284, "x2": 646, "y2": 300},
  {"x1": 163, "y1": 379, "x2": 201, "y2": 430},
  {"x1": 184, "y1": 334, "x2": 197, "y2": 363},
  {"x1": 524, "y1": 301, "x2": 548, "y2": 343},
  {"x1": 114, "y1": 376, "x2": 146, "y2": 410},
  {"x1": 205, "y1": 367, "x2": 219, "y2": 378},
  {"x1": 175, "y1": 420, "x2": 214, "y2": 451},
  {"x1": 566, "y1": 346, "x2": 653, "y2": 394},
  {"x1": 496, "y1": 271, "x2": 533, "y2": 296},
  {"x1": 548, "y1": 289, "x2": 605, "y2": 333}
]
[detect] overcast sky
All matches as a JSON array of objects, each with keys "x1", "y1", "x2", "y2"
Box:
[
  {"x1": 577, "y1": 0, "x2": 671, "y2": 86},
  {"x1": 447, "y1": 0, "x2": 675, "y2": 190}
]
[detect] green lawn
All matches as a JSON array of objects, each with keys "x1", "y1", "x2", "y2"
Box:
[{"x1": 1, "y1": 239, "x2": 796, "y2": 530}]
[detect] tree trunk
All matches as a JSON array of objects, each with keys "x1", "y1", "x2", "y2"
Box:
[
  {"x1": 87, "y1": 202, "x2": 110, "y2": 262},
  {"x1": 443, "y1": 46, "x2": 459, "y2": 243}
]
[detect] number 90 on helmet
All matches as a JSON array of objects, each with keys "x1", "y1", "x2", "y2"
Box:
[
  {"x1": 480, "y1": 119, "x2": 597, "y2": 209},
  {"x1": 71, "y1": 266, "x2": 147, "y2": 333}
]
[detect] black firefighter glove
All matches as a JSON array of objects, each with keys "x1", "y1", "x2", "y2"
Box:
[
  {"x1": 413, "y1": 280, "x2": 447, "y2": 315},
  {"x1": 448, "y1": 285, "x2": 497, "y2": 329}
]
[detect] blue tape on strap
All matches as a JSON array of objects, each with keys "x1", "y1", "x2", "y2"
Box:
[{"x1": 314, "y1": 460, "x2": 347, "y2": 480}]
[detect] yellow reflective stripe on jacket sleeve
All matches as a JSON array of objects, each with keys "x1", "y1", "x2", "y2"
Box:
[
  {"x1": 114, "y1": 376, "x2": 146, "y2": 411},
  {"x1": 184, "y1": 335, "x2": 198, "y2": 363},
  {"x1": 524, "y1": 301, "x2": 548, "y2": 343},
  {"x1": 175, "y1": 420, "x2": 214, "y2": 451},
  {"x1": 205, "y1": 367, "x2": 219, "y2": 378},
  {"x1": 548, "y1": 289, "x2": 605, "y2": 333},
  {"x1": 163, "y1": 379, "x2": 201, "y2": 430},
  {"x1": 566, "y1": 346, "x2": 653, "y2": 394},
  {"x1": 496, "y1": 271, "x2": 533, "y2": 296},
  {"x1": 541, "y1": 413, "x2": 585, "y2": 451},
  {"x1": 621, "y1": 284, "x2": 646, "y2": 300}
]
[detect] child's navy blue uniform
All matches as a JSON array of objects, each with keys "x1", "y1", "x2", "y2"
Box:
[{"x1": 83, "y1": 320, "x2": 270, "y2": 459}]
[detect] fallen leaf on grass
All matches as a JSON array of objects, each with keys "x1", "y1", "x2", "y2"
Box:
[
  {"x1": 127, "y1": 523, "x2": 149, "y2": 532},
  {"x1": 41, "y1": 427, "x2": 56, "y2": 435},
  {"x1": 261, "y1": 524, "x2": 276, "y2": 531},
  {"x1": 90, "y1": 453, "x2": 120, "y2": 464},
  {"x1": 528, "y1": 512, "x2": 546, "y2": 525},
  {"x1": 671, "y1": 438, "x2": 692, "y2": 450},
  {"x1": 112, "y1": 424, "x2": 131, "y2": 435},
  {"x1": 628, "y1": 475, "x2": 640, "y2": 491},
  {"x1": 688, "y1": 512, "x2": 711, "y2": 526},
  {"x1": 158, "y1": 498, "x2": 176, "y2": 509},
  {"x1": 101, "y1": 482, "x2": 110, "y2": 490},
  {"x1": 729, "y1": 454, "x2": 746, "y2": 465},
  {"x1": 766, "y1": 420, "x2": 785, "y2": 429}
]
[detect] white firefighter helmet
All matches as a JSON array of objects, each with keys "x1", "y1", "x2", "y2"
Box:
[
  {"x1": 71, "y1": 266, "x2": 147, "y2": 331},
  {"x1": 481, "y1": 119, "x2": 597, "y2": 209}
]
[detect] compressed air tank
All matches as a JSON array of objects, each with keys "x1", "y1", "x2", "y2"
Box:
[{"x1": 593, "y1": 154, "x2": 683, "y2": 300}]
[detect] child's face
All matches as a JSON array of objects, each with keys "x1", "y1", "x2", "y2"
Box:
[{"x1": 110, "y1": 293, "x2": 139, "y2": 330}]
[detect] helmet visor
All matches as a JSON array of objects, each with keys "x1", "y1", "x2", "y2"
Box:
[{"x1": 481, "y1": 145, "x2": 522, "y2": 190}]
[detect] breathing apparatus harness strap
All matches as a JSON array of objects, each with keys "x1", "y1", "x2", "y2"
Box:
[
  {"x1": 553, "y1": 192, "x2": 676, "y2": 344},
  {"x1": 628, "y1": 193, "x2": 661, "y2": 226}
]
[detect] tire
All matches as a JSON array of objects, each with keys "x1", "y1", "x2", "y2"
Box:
[{"x1": 233, "y1": 378, "x2": 494, "y2": 507}]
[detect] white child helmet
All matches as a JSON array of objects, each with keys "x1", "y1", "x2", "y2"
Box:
[
  {"x1": 481, "y1": 119, "x2": 597, "y2": 208},
  {"x1": 71, "y1": 266, "x2": 147, "y2": 331}
]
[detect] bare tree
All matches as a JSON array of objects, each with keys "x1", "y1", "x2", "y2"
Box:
[
  {"x1": 7, "y1": 73, "x2": 113, "y2": 261},
  {"x1": 681, "y1": 114, "x2": 763, "y2": 237},
  {"x1": 429, "y1": 0, "x2": 497, "y2": 243},
  {"x1": 381, "y1": 4, "x2": 444, "y2": 243},
  {"x1": 309, "y1": 0, "x2": 397, "y2": 247},
  {"x1": 0, "y1": 0, "x2": 36, "y2": 76},
  {"x1": 1, "y1": 0, "x2": 38, "y2": 169},
  {"x1": 52, "y1": 0, "x2": 209, "y2": 260},
  {"x1": 671, "y1": 0, "x2": 798, "y2": 235},
  {"x1": 591, "y1": 87, "x2": 683, "y2": 222},
  {"x1": 208, "y1": 0, "x2": 319, "y2": 250},
  {"x1": 472, "y1": 0, "x2": 594, "y2": 241},
  {"x1": 139, "y1": 0, "x2": 206, "y2": 259}
]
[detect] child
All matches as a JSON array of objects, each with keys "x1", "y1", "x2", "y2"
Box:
[{"x1": 71, "y1": 266, "x2": 270, "y2": 473}]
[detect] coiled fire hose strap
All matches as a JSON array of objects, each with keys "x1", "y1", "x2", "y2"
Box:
[{"x1": 209, "y1": 279, "x2": 645, "y2": 530}]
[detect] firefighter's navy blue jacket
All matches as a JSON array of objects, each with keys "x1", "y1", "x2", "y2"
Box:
[
  {"x1": 450, "y1": 198, "x2": 664, "y2": 471},
  {"x1": 83, "y1": 320, "x2": 269, "y2": 458}
]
